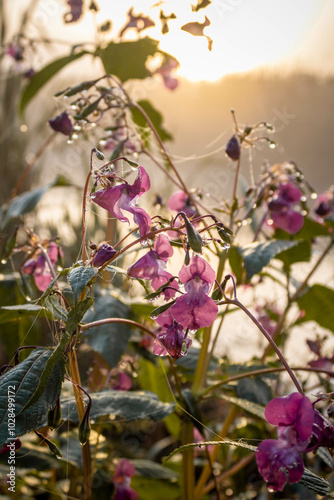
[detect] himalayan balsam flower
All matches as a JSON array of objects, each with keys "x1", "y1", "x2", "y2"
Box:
[
  {"x1": 155, "y1": 58, "x2": 179, "y2": 90},
  {"x1": 167, "y1": 190, "x2": 197, "y2": 219},
  {"x1": 64, "y1": 0, "x2": 83, "y2": 23},
  {"x1": 22, "y1": 242, "x2": 62, "y2": 292},
  {"x1": 92, "y1": 242, "x2": 117, "y2": 267},
  {"x1": 112, "y1": 460, "x2": 138, "y2": 500},
  {"x1": 48, "y1": 112, "x2": 73, "y2": 136},
  {"x1": 256, "y1": 392, "x2": 334, "y2": 491},
  {"x1": 128, "y1": 234, "x2": 178, "y2": 300},
  {"x1": 119, "y1": 7, "x2": 154, "y2": 37},
  {"x1": 315, "y1": 188, "x2": 334, "y2": 218},
  {"x1": 153, "y1": 309, "x2": 191, "y2": 359},
  {"x1": 91, "y1": 166, "x2": 152, "y2": 237},
  {"x1": 268, "y1": 182, "x2": 304, "y2": 234},
  {"x1": 170, "y1": 255, "x2": 218, "y2": 331}
]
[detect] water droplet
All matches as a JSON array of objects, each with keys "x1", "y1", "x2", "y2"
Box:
[
  {"x1": 99, "y1": 139, "x2": 107, "y2": 146},
  {"x1": 71, "y1": 104, "x2": 78, "y2": 110},
  {"x1": 20, "y1": 124, "x2": 28, "y2": 133},
  {"x1": 269, "y1": 140, "x2": 276, "y2": 149},
  {"x1": 148, "y1": 298, "x2": 154, "y2": 303},
  {"x1": 72, "y1": 133, "x2": 79, "y2": 140},
  {"x1": 67, "y1": 139, "x2": 73, "y2": 144},
  {"x1": 301, "y1": 210, "x2": 307, "y2": 216},
  {"x1": 64, "y1": 95, "x2": 68, "y2": 100},
  {"x1": 300, "y1": 195, "x2": 307, "y2": 202},
  {"x1": 151, "y1": 315, "x2": 157, "y2": 320},
  {"x1": 1, "y1": 259, "x2": 7, "y2": 264},
  {"x1": 268, "y1": 487, "x2": 274, "y2": 493},
  {"x1": 267, "y1": 219, "x2": 274, "y2": 226},
  {"x1": 73, "y1": 124, "x2": 81, "y2": 131},
  {"x1": 91, "y1": 122, "x2": 96, "y2": 128},
  {"x1": 310, "y1": 192, "x2": 317, "y2": 199}
]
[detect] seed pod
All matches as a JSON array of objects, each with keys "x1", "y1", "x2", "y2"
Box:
[
  {"x1": 48, "y1": 397, "x2": 62, "y2": 430},
  {"x1": 181, "y1": 213, "x2": 202, "y2": 254},
  {"x1": 78, "y1": 406, "x2": 91, "y2": 445}
]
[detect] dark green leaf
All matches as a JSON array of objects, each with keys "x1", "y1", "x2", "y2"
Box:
[
  {"x1": 65, "y1": 297, "x2": 94, "y2": 333},
  {"x1": 74, "y1": 97, "x2": 101, "y2": 119},
  {"x1": 68, "y1": 265, "x2": 97, "y2": 303},
  {"x1": 238, "y1": 239, "x2": 299, "y2": 281},
  {"x1": 131, "y1": 459, "x2": 179, "y2": 480},
  {"x1": 299, "y1": 468, "x2": 331, "y2": 495},
  {"x1": 297, "y1": 284, "x2": 334, "y2": 333},
  {"x1": 0, "y1": 304, "x2": 50, "y2": 324},
  {"x1": 63, "y1": 79, "x2": 97, "y2": 97},
  {"x1": 43, "y1": 294, "x2": 68, "y2": 322},
  {"x1": 0, "y1": 445, "x2": 61, "y2": 470},
  {"x1": 131, "y1": 99, "x2": 173, "y2": 143},
  {"x1": 236, "y1": 377, "x2": 272, "y2": 406},
  {"x1": 150, "y1": 300, "x2": 175, "y2": 319},
  {"x1": 175, "y1": 347, "x2": 218, "y2": 372},
  {"x1": 20, "y1": 51, "x2": 89, "y2": 114},
  {"x1": 82, "y1": 293, "x2": 132, "y2": 368},
  {"x1": 0, "y1": 347, "x2": 65, "y2": 446},
  {"x1": 228, "y1": 245, "x2": 244, "y2": 284},
  {"x1": 60, "y1": 390, "x2": 175, "y2": 423},
  {"x1": 97, "y1": 37, "x2": 158, "y2": 82},
  {"x1": 276, "y1": 239, "x2": 311, "y2": 268}
]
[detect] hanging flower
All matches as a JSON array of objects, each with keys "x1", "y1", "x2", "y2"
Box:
[
  {"x1": 153, "y1": 309, "x2": 191, "y2": 359},
  {"x1": 48, "y1": 112, "x2": 73, "y2": 136},
  {"x1": 167, "y1": 190, "x2": 198, "y2": 219},
  {"x1": 91, "y1": 166, "x2": 152, "y2": 237},
  {"x1": 268, "y1": 183, "x2": 304, "y2": 234},
  {"x1": 112, "y1": 460, "x2": 138, "y2": 500},
  {"x1": 91, "y1": 242, "x2": 117, "y2": 267},
  {"x1": 128, "y1": 234, "x2": 178, "y2": 300},
  {"x1": 22, "y1": 242, "x2": 63, "y2": 292},
  {"x1": 170, "y1": 255, "x2": 218, "y2": 331}
]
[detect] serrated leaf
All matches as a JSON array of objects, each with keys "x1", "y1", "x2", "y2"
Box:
[
  {"x1": 65, "y1": 297, "x2": 94, "y2": 333},
  {"x1": 219, "y1": 393, "x2": 265, "y2": 419},
  {"x1": 20, "y1": 51, "x2": 89, "y2": 114},
  {"x1": 297, "y1": 284, "x2": 334, "y2": 333},
  {"x1": 82, "y1": 293, "x2": 132, "y2": 368},
  {"x1": 59, "y1": 390, "x2": 175, "y2": 423},
  {"x1": 162, "y1": 438, "x2": 256, "y2": 464},
  {"x1": 0, "y1": 348, "x2": 65, "y2": 446},
  {"x1": 67, "y1": 265, "x2": 97, "y2": 303},
  {"x1": 131, "y1": 99, "x2": 172, "y2": 143},
  {"x1": 0, "y1": 304, "x2": 50, "y2": 324},
  {"x1": 238, "y1": 239, "x2": 299, "y2": 281},
  {"x1": 97, "y1": 37, "x2": 159, "y2": 82},
  {"x1": 43, "y1": 294, "x2": 68, "y2": 322}
]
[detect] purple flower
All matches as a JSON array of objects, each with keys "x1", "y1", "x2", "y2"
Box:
[
  {"x1": 315, "y1": 188, "x2": 334, "y2": 218},
  {"x1": 128, "y1": 234, "x2": 178, "y2": 300},
  {"x1": 64, "y1": 0, "x2": 83, "y2": 23},
  {"x1": 268, "y1": 183, "x2": 304, "y2": 234},
  {"x1": 256, "y1": 439, "x2": 304, "y2": 491},
  {"x1": 170, "y1": 255, "x2": 218, "y2": 331},
  {"x1": 48, "y1": 112, "x2": 73, "y2": 136},
  {"x1": 153, "y1": 310, "x2": 191, "y2": 359},
  {"x1": 91, "y1": 166, "x2": 152, "y2": 237},
  {"x1": 167, "y1": 190, "x2": 197, "y2": 219},
  {"x1": 112, "y1": 460, "x2": 138, "y2": 500},
  {"x1": 225, "y1": 135, "x2": 240, "y2": 161},
  {"x1": 256, "y1": 392, "x2": 334, "y2": 491},
  {"x1": 22, "y1": 242, "x2": 62, "y2": 292},
  {"x1": 119, "y1": 7, "x2": 154, "y2": 37},
  {"x1": 155, "y1": 58, "x2": 179, "y2": 91},
  {"x1": 92, "y1": 242, "x2": 117, "y2": 267},
  {"x1": 6, "y1": 42, "x2": 24, "y2": 62},
  {"x1": 0, "y1": 438, "x2": 21, "y2": 454},
  {"x1": 112, "y1": 372, "x2": 132, "y2": 391}
]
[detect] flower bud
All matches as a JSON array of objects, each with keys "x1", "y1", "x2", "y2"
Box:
[
  {"x1": 48, "y1": 112, "x2": 73, "y2": 136},
  {"x1": 225, "y1": 135, "x2": 240, "y2": 161},
  {"x1": 78, "y1": 406, "x2": 91, "y2": 445},
  {"x1": 47, "y1": 397, "x2": 62, "y2": 430},
  {"x1": 92, "y1": 242, "x2": 117, "y2": 267},
  {"x1": 181, "y1": 213, "x2": 202, "y2": 254}
]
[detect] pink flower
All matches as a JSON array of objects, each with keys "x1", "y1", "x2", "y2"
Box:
[
  {"x1": 167, "y1": 190, "x2": 197, "y2": 219},
  {"x1": 154, "y1": 58, "x2": 179, "y2": 91},
  {"x1": 170, "y1": 256, "x2": 218, "y2": 331},
  {"x1": 315, "y1": 188, "x2": 334, "y2": 218},
  {"x1": 91, "y1": 166, "x2": 152, "y2": 237},
  {"x1": 268, "y1": 183, "x2": 304, "y2": 234},
  {"x1": 119, "y1": 7, "x2": 154, "y2": 37},
  {"x1": 64, "y1": 0, "x2": 83, "y2": 23},
  {"x1": 112, "y1": 372, "x2": 132, "y2": 391},
  {"x1": 92, "y1": 242, "x2": 117, "y2": 267},
  {"x1": 22, "y1": 242, "x2": 62, "y2": 292},
  {"x1": 128, "y1": 234, "x2": 178, "y2": 300},
  {"x1": 153, "y1": 310, "x2": 191, "y2": 359},
  {"x1": 112, "y1": 460, "x2": 138, "y2": 500}
]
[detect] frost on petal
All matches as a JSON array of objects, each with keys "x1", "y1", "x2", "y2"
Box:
[{"x1": 256, "y1": 439, "x2": 304, "y2": 491}]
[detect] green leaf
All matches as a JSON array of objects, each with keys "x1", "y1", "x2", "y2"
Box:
[
  {"x1": 131, "y1": 459, "x2": 179, "y2": 480},
  {"x1": 0, "y1": 347, "x2": 65, "y2": 446},
  {"x1": 131, "y1": 99, "x2": 173, "y2": 143},
  {"x1": 228, "y1": 245, "x2": 244, "y2": 284},
  {"x1": 276, "y1": 239, "x2": 311, "y2": 268},
  {"x1": 238, "y1": 239, "x2": 299, "y2": 281},
  {"x1": 297, "y1": 284, "x2": 334, "y2": 333},
  {"x1": 131, "y1": 477, "x2": 181, "y2": 500},
  {"x1": 236, "y1": 377, "x2": 272, "y2": 406},
  {"x1": 162, "y1": 438, "x2": 256, "y2": 464},
  {"x1": 20, "y1": 51, "x2": 89, "y2": 114},
  {"x1": 0, "y1": 304, "x2": 50, "y2": 324},
  {"x1": 97, "y1": 37, "x2": 159, "y2": 82},
  {"x1": 299, "y1": 468, "x2": 331, "y2": 495},
  {"x1": 43, "y1": 294, "x2": 68, "y2": 322},
  {"x1": 151, "y1": 300, "x2": 175, "y2": 319},
  {"x1": 65, "y1": 297, "x2": 94, "y2": 333},
  {"x1": 175, "y1": 347, "x2": 218, "y2": 373},
  {"x1": 60, "y1": 390, "x2": 175, "y2": 423},
  {"x1": 82, "y1": 293, "x2": 132, "y2": 368},
  {"x1": 218, "y1": 393, "x2": 265, "y2": 420},
  {"x1": 67, "y1": 265, "x2": 98, "y2": 303}
]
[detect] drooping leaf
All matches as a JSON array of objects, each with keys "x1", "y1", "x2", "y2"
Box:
[
  {"x1": 0, "y1": 176, "x2": 65, "y2": 229},
  {"x1": 131, "y1": 99, "x2": 173, "y2": 143},
  {"x1": 82, "y1": 293, "x2": 132, "y2": 368},
  {"x1": 67, "y1": 265, "x2": 97, "y2": 303},
  {"x1": 0, "y1": 348, "x2": 65, "y2": 446},
  {"x1": 297, "y1": 284, "x2": 334, "y2": 333},
  {"x1": 237, "y1": 239, "x2": 299, "y2": 281},
  {"x1": 59, "y1": 390, "x2": 175, "y2": 423},
  {"x1": 65, "y1": 296, "x2": 94, "y2": 333},
  {"x1": 20, "y1": 51, "x2": 90, "y2": 114},
  {"x1": 0, "y1": 304, "x2": 50, "y2": 324},
  {"x1": 97, "y1": 37, "x2": 159, "y2": 82}
]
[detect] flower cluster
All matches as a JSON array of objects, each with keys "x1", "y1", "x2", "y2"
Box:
[
  {"x1": 256, "y1": 392, "x2": 334, "y2": 491},
  {"x1": 267, "y1": 182, "x2": 304, "y2": 234}
]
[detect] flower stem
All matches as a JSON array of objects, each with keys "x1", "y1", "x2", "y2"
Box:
[{"x1": 80, "y1": 317, "x2": 155, "y2": 337}]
